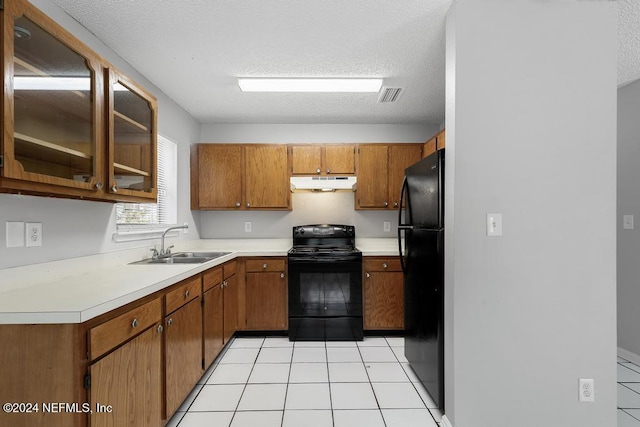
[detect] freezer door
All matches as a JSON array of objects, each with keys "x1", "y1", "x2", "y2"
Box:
[{"x1": 404, "y1": 150, "x2": 444, "y2": 229}]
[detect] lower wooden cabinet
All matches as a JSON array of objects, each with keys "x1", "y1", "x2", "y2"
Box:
[
  {"x1": 203, "y1": 267, "x2": 224, "y2": 368},
  {"x1": 363, "y1": 257, "x2": 404, "y2": 330},
  {"x1": 245, "y1": 258, "x2": 287, "y2": 330},
  {"x1": 165, "y1": 292, "x2": 203, "y2": 417},
  {"x1": 89, "y1": 323, "x2": 163, "y2": 427},
  {"x1": 223, "y1": 270, "x2": 239, "y2": 342}
]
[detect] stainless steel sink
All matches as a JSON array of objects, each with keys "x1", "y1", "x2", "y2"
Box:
[
  {"x1": 172, "y1": 251, "x2": 230, "y2": 259},
  {"x1": 129, "y1": 252, "x2": 230, "y2": 265}
]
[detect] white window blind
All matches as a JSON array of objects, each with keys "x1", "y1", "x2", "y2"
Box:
[{"x1": 116, "y1": 135, "x2": 178, "y2": 226}]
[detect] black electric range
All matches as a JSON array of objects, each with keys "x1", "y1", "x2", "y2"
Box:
[{"x1": 287, "y1": 225, "x2": 363, "y2": 341}]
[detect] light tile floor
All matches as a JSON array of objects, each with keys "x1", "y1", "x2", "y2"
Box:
[
  {"x1": 619, "y1": 357, "x2": 640, "y2": 426},
  {"x1": 168, "y1": 337, "x2": 640, "y2": 426},
  {"x1": 166, "y1": 336, "x2": 442, "y2": 427}
]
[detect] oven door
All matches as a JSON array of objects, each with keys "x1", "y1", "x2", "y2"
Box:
[{"x1": 288, "y1": 257, "x2": 363, "y2": 341}]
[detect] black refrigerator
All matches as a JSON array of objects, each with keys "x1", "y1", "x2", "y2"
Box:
[{"x1": 397, "y1": 149, "x2": 444, "y2": 411}]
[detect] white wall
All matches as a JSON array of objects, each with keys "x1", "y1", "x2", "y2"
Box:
[
  {"x1": 445, "y1": 1, "x2": 617, "y2": 426},
  {"x1": 617, "y1": 79, "x2": 640, "y2": 357},
  {"x1": 198, "y1": 123, "x2": 439, "y2": 238},
  {"x1": 0, "y1": 0, "x2": 201, "y2": 269}
]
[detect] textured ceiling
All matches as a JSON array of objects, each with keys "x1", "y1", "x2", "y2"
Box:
[{"x1": 49, "y1": 0, "x2": 640, "y2": 125}]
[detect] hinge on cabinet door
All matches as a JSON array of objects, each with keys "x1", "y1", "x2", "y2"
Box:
[
  {"x1": 202, "y1": 358, "x2": 205, "y2": 370},
  {"x1": 0, "y1": 155, "x2": 4, "y2": 168},
  {"x1": 84, "y1": 373, "x2": 91, "y2": 389}
]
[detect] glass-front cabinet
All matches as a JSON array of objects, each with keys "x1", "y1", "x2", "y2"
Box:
[
  {"x1": 107, "y1": 70, "x2": 157, "y2": 200},
  {"x1": 1, "y1": 0, "x2": 157, "y2": 202},
  {"x1": 2, "y1": 0, "x2": 104, "y2": 193}
]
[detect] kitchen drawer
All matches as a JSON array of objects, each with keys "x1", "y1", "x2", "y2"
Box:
[
  {"x1": 89, "y1": 298, "x2": 162, "y2": 361},
  {"x1": 363, "y1": 257, "x2": 402, "y2": 272},
  {"x1": 224, "y1": 260, "x2": 237, "y2": 278},
  {"x1": 203, "y1": 267, "x2": 223, "y2": 292},
  {"x1": 166, "y1": 276, "x2": 202, "y2": 314},
  {"x1": 246, "y1": 258, "x2": 285, "y2": 272}
]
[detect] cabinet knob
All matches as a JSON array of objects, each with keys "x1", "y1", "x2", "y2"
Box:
[
  {"x1": 156, "y1": 324, "x2": 163, "y2": 333},
  {"x1": 263, "y1": 263, "x2": 268, "y2": 269},
  {"x1": 131, "y1": 319, "x2": 138, "y2": 328},
  {"x1": 326, "y1": 168, "x2": 331, "y2": 174},
  {"x1": 316, "y1": 168, "x2": 321, "y2": 174},
  {"x1": 246, "y1": 202, "x2": 251, "y2": 208},
  {"x1": 111, "y1": 185, "x2": 118, "y2": 193},
  {"x1": 393, "y1": 202, "x2": 398, "y2": 207},
  {"x1": 185, "y1": 290, "x2": 190, "y2": 298},
  {"x1": 366, "y1": 272, "x2": 370, "y2": 278},
  {"x1": 235, "y1": 202, "x2": 241, "y2": 207},
  {"x1": 95, "y1": 182, "x2": 103, "y2": 190},
  {"x1": 222, "y1": 280, "x2": 227, "y2": 288},
  {"x1": 167, "y1": 318, "x2": 173, "y2": 326},
  {"x1": 280, "y1": 273, "x2": 285, "y2": 279},
  {"x1": 382, "y1": 263, "x2": 388, "y2": 269},
  {"x1": 384, "y1": 201, "x2": 389, "y2": 207}
]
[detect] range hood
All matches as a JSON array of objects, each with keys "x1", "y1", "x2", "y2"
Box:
[{"x1": 290, "y1": 176, "x2": 357, "y2": 192}]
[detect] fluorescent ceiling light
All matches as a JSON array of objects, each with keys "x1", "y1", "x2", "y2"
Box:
[
  {"x1": 238, "y1": 78, "x2": 383, "y2": 93},
  {"x1": 14, "y1": 76, "x2": 129, "y2": 91}
]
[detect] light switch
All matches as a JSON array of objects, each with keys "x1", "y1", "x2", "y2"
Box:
[
  {"x1": 6, "y1": 222, "x2": 25, "y2": 248},
  {"x1": 623, "y1": 215, "x2": 634, "y2": 230},
  {"x1": 487, "y1": 213, "x2": 503, "y2": 237}
]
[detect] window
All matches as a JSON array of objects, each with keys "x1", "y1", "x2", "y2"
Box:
[{"x1": 116, "y1": 134, "x2": 178, "y2": 227}]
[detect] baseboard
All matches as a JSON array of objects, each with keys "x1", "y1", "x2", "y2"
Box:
[
  {"x1": 440, "y1": 415, "x2": 454, "y2": 427},
  {"x1": 618, "y1": 347, "x2": 640, "y2": 366}
]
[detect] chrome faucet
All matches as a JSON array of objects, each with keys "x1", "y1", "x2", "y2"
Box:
[{"x1": 154, "y1": 225, "x2": 189, "y2": 258}]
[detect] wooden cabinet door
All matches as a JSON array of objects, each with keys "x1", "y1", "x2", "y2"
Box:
[
  {"x1": 423, "y1": 136, "x2": 437, "y2": 158},
  {"x1": 165, "y1": 297, "x2": 203, "y2": 416},
  {"x1": 89, "y1": 325, "x2": 162, "y2": 427},
  {"x1": 245, "y1": 271, "x2": 287, "y2": 330},
  {"x1": 388, "y1": 145, "x2": 422, "y2": 209},
  {"x1": 203, "y1": 285, "x2": 224, "y2": 368},
  {"x1": 291, "y1": 146, "x2": 322, "y2": 175},
  {"x1": 356, "y1": 145, "x2": 389, "y2": 209},
  {"x1": 245, "y1": 145, "x2": 289, "y2": 209},
  {"x1": 223, "y1": 274, "x2": 239, "y2": 343},
  {"x1": 196, "y1": 145, "x2": 243, "y2": 209},
  {"x1": 364, "y1": 271, "x2": 404, "y2": 330},
  {"x1": 324, "y1": 145, "x2": 355, "y2": 175}
]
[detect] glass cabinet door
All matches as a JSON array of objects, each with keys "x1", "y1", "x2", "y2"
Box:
[
  {"x1": 2, "y1": 2, "x2": 104, "y2": 191},
  {"x1": 107, "y1": 70, "x2": 157, "y2": 200}
]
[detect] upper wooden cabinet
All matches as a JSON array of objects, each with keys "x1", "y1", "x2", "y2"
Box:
[
  {"x1": 191, "y1": 144, "x2": 291, "y2": 210},
  {"x1": 356, "y1": 144, "x2": 422, "y2": 210},
  {"x1": 0, "y1": 0, "x2": 157, "y2": 202},
  {"x1": 107, "y1": 69, "x2": 157, "y2": 200},
  {"x1": 423, "y1": 129, "x2": 445, "y2": 158},
  {"x1": 290, "y1": 144, "x2": 355, "y2": 175}
]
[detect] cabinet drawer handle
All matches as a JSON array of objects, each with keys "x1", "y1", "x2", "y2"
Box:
[
  {"x1": 111, "y1": 185, "x2": 118, "y2": 193},
  {"x1": 316, "y1": 168, "x2": 321, "y2": 174},
  {"x1": 393, "y1": 202, "x2": 398, "y2": 207},
  {"x1": 384, "y1": 201, "x2": 389, "y2": 207},
  {"x1": 95, "y1": 182, "x2": 103, "y2": 190},
  {"x1": 366, "y1": 273, "x2": 370, "y2": 278},
  {"x1": 222, "y1": 280, "x2": 227, "y2": 288},
  {"x1": 382, "y1": 263, "x2": 388, "y2": 269},
  {"x1": 235, "y1": 202, "x2": 241, "y2": 207},
  {"x1": 326, "y1": 168, "x2": 331, "y2": 174},
  {"x1": 157, "y1": 324, "x2": 163, "y2": 333},
  {"x1": 246, "y1": 202, "x2": 251, "y2": 208},
  {"x1": 167, "y1": 318, "x2": 173, "y2": 326},
  {"x1": 131, "y1": 319, "x2": 138, "y2": 328},
  {"x1": 280, "y1": 273, "x2": 285, "y2": 279},
  {"x1": 185, "y1": 290, "x2": 190, "y2": 298},
  {"x1": 263, "y1": 263, "x2": 268, "y2": 269}
]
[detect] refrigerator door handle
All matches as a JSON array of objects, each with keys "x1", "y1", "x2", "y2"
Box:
[{"x1": 398, "y1": 176, "x2": 410, "y2": 273}]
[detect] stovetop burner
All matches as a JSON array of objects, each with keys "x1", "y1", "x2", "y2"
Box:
[{"x1": 289, "y1": 225, "x2": 359, "y2": 260}]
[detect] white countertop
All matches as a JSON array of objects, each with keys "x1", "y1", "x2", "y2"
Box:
[{"x1": 0, "y1": 238, "x2": 398, "y2": 325}]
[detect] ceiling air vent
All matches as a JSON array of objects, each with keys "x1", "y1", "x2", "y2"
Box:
[{"x1": 377, "y1": 87, "x2": 402, "y2": 103}]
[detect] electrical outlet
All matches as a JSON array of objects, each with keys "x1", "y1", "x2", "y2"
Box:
[
  {"x1": 579, "y1": 378, "x2": 594, "y2": 402},
  {"x1": 487, "y1": 213, "x2": 503, "y2": 236},
  {"x1": 244, "y1": 222, "x2": 252, "y2": 233},
  {"x1": 624, "y1": 215, "x2": 634, "y2": 230},
  {"x1": 26, "y1": 222, "x2": 42, "y2": 247},
  {"x1": 383, "y1": 221, "x2": 391, "y2": 232}
]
